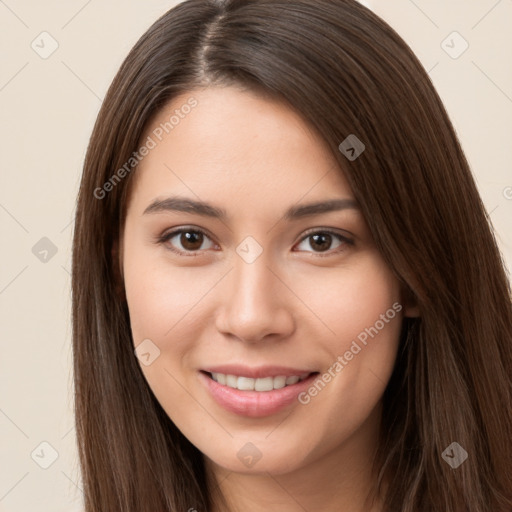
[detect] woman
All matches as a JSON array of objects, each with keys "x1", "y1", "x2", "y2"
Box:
[{"x1": 71, "y1": 0, "x2": 512, "y2": 510}]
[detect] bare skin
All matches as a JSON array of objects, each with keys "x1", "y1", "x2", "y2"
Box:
[{"x1": 119, "y1": 86, "x2": 418, "y2": 511}]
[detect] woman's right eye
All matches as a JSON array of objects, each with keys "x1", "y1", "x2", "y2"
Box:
[{"x1": 158, "y1": 228, "x2": 217, "y2": 256}]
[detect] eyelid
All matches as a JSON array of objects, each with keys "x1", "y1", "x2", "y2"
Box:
[
  {"x1": 298, "y1": 226, "x2": 354, "y2": 241},
  {"x1": 156, "y1": 226, "x2": 218, "y2": 256}
]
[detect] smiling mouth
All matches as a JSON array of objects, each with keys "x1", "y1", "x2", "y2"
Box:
[
  {"x1": 202, "y1": 371, "x2": 317, "y2": 392},
  {"x1": 199, "y1": 369, "x2": 321, "y2": 417}
]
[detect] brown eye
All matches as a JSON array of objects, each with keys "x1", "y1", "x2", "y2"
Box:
[
  {"x1": 180, "y1": 231, "x2": 204, "y2": 251},
  {"x1": 159, "y1": 228, "x2": 216, "y2": 255},
  {"x1": 308, "y1": 233, "x2": 333, "y2": 252},
  {"x1": 295, "y1": 230, "x2": 353, "y2": 255}
]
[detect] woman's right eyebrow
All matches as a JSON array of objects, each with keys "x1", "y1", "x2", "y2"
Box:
[
  {"x1": 142, "y1": 195, "x2": 360, "y2": 221},
  {"x1": 143, "y1": 196, "x2": 226, "y2": 219}
]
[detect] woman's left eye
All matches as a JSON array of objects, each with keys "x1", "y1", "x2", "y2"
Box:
[
  {"x1": 294, "y1": 230, "x2": 353, "y2": 256},
  {"x1": 157, "y1": 227, "x2": 353, "y2": 257}
]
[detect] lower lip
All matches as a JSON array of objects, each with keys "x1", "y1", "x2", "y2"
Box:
[{"x1": 199, "y1": 371, "x2": 318, "y2": 418}]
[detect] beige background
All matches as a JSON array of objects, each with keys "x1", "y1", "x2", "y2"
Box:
[{"x1": 1, "y1": 1, "x2": 511, "y2": 510}]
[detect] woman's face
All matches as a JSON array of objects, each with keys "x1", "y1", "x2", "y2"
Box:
[{"x1": 120, "y1": 86, "x2": 410, "y2": 476}]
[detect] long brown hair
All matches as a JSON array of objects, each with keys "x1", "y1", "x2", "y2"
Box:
[{"x1": 72, "y1": 0, "x2": 512, "y2": 510}]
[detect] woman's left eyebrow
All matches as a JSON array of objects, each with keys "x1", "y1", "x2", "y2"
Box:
[
  {"x1": 284, "y1": 198, "x2": 360, "y2": 220},
  {"x1": 142, "y1": 195, "x2": 360, "y2": 221}
]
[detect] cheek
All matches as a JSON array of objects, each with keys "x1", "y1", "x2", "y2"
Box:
[
  {"x1": 123, "y1": 248, "x2": 217, "y2": 414},
  {"x1": 293, "y1": 254, "x2": 403, "y2": 423},
  {"x1": 123, "y1": 243, "x2": 216, "y2": 348},
  {"x1": 292, "y1": 252, "x2": 402, "y2": 348},
  {"x1": 290, "y1": 252, "x2": 403, "y2": 418}
]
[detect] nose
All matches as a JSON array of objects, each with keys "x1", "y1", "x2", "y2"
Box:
[{"x1": 215, "y1": 251, "x2": 296, "y2": 344}]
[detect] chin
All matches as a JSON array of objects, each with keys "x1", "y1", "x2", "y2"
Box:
[{"x1": 203, "y1": 439, "x2": 311, "y2": 475}]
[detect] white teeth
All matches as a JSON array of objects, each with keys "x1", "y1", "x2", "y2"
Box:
[
  {"x1": 212, "y1": 372, "x2": 226, "y2": 385},
  {"x1": 226, "y1": 374, "x2": 238, "y2": 388},
  {"x1": 237, "y1": 377, "x2": 255, "y2": 390},
  {"x1": 255, "y1": 377, "x2": 274, "y2": 391},
  {"x1": 210, "y1": 372, "x2": 311, "y2": 391},
  {"x1": 273, "y1": 376, "x2": 286, "y2": 389}
]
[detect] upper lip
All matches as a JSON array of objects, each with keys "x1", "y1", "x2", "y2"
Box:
[{"x1": 201, "y1": 364, "x2": 316, "y2": 379}]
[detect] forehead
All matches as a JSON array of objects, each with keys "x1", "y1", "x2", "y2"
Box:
[{"x1": 128, "y1": 86, "x2": 354, "y2": 214}]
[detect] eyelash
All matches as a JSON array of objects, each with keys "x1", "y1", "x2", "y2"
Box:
[{"x1": 156, "y1": 226, "x2": 354, "y2": 258}]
